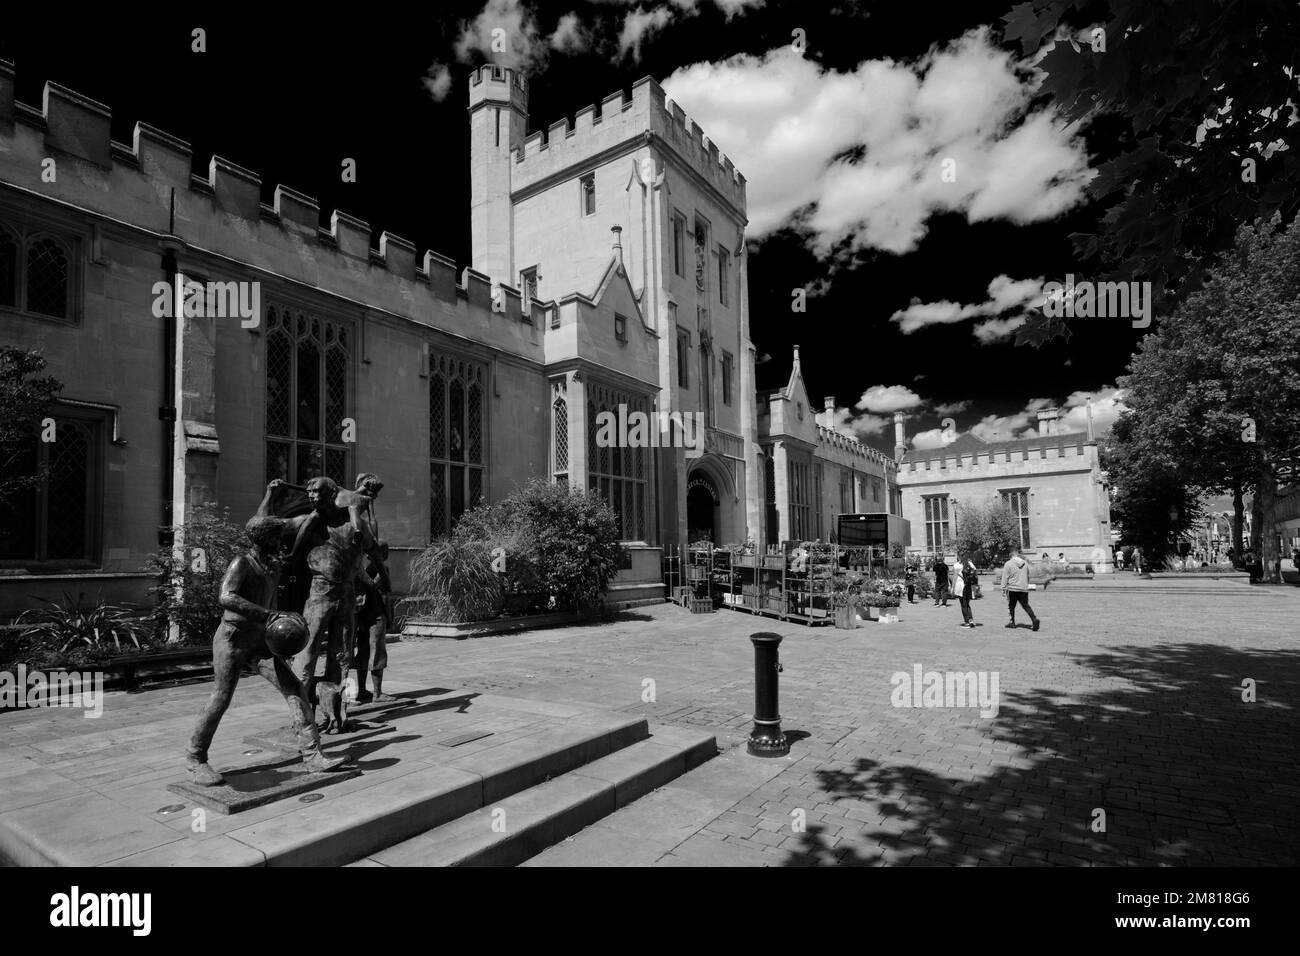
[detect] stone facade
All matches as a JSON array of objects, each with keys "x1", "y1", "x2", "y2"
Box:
[
  {"x1": 757, "y1": 347, "x2": 903, "y2": 548},
  {"x1": 0, "y1": 62, "x2": 759, "y2": 616},
  {"x1": 466, "y1": 65, "x2": 755, "y2": 549},
  {"x1": 894, "y1": 408, "x2": 1114, "y2": 571}
]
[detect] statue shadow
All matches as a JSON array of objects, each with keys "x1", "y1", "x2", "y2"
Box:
[
  {"x1": 377, "y1": 692, "x2": 480, "y2": 722},
  {"x1": 778, "y1": 641, "x2": 1300, "y2": 867}
]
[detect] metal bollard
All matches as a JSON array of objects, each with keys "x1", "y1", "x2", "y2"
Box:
[{"x1": 747, "y1": 631, "x2": 789, "y2": 757}]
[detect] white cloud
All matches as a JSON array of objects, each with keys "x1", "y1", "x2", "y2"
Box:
[
  {"x1": 619, "y1": 6, "x2": 674, "y2": 60},
  {"x1": 972, "y1": 315, "x2": 1028, "y2": 343},
  {"x1": 960, "y1": 389, "x2": 1127, "y2": 442},
  {"x1": 892, "y1": 274, "x2": 1045, "y2": 337},
  {"x1": 910, "y1": 427, "x2": 957, "y2": 451},
  {"x1": 422, "y1": 63, "x2": 454, "y2": 101},
  {"x1": 454, "y1": 0, "x2": 544, "y2": 70},
  {"x1": 662, "y1": 30, "x2": 1093, "y2": 260},
  {"x1": 934, "y1": 399, "x2": 971, "y2": 415},
  {"x1": 714, "y1": 0, "x2": 764, "y2": 18},
  {"x1": 824, "y1": 405, "x2": 890, "y2": 441},
  {"x1": 855, "y1": 384, "x2": 924, "y2": 413},
  {"x1": 550, "y1": 12, "x2": 589, "y2": 53}
]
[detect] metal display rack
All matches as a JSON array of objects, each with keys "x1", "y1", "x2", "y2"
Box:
[{"x1": 721, "y1": 543, "x2": 838, "y2": 626}]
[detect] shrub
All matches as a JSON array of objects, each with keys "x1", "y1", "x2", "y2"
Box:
[
  {"x1": 408, "y1": 538, "x2": 505, "y2": 623},
  {"x1": 142, "y1": 503, "x2": 250, "y2": 643},
  {"x1": 409, "y1": 480, "x2": 625, "y2": 621},
  {"x1": 12, "y1": 592, "x2": 145, "y2": 668},
  {"x1": 461, "y1": 479, "x2": 625, "y2": 614}
]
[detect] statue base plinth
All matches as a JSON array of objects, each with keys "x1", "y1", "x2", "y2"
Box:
[{"x1": 168, "y1": 758, "x2": 360, "y2": 815}]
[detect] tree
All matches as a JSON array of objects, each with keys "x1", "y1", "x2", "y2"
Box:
[
  {"x1": 1003, "y1": 0, "x2": 1300, "y2": 320},
  {"x1": 953, "y1": 498, "x2": 1022, "y2": 568},
  {"x1": 1112, "y1": 215, "x2": 1300, "y2": 581},
  {"x1": 0, "y1": 346, "x2": 63, "y2": 506},
  {"x1": 1101, "y1": 415, "x2": 1206, "y2": 566}
]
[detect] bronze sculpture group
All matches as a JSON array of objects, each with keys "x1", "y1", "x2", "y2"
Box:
[{"x1": 185, "y1": 472, "x2": 394, "y2": 786}]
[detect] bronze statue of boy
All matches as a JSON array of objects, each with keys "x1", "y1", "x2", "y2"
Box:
[{"x1": 185, "y1": 513, "x2": 347, "y2": 786}]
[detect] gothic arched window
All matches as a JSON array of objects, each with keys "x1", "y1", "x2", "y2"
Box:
[
  {"x1": 263, "y1": 304, "x2": 352, "y2": 487},
  {"x1": 429, "y1": 353, "x2": 488, "y2": 539},
  {"x1": 0, "y1": 224, "x2": 17, "y2": 308},
  {"x1": 0, "y1": 219, "x2": 80, "y2": 322},
  {"x1": 25, "y1": 235, "x2": 70, "y2": 319},
  {"x1": 553, "y1": 396, "x2": 568, "y2": 485}
]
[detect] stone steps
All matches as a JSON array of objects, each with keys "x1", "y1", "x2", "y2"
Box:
[
  {"x1": 100, "y1": 710, "x2": 654, "y2": 867},
  {"x1": 353, "y1": 725, "x2": 716, "y2": 867}
]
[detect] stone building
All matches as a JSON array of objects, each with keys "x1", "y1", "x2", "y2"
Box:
[
  {"x1": 757, "y1": 346, "x2": 901, "y2": 547},
  {"x1": 465, "y1": 65, "x2": 758, "y2": 550},
  {"x1": 0, "y1": 61, "x2": 778, "y2": 617},
  {"x1": 893, "y1": 407, "x2": 1115, "y2": 571}
]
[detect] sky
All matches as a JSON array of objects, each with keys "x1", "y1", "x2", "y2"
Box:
[{"x1": 2, "y1": 1, "x2": 1140, "y2": 457}]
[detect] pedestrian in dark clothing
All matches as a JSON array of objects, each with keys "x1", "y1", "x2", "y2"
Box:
[
  {"x1": 932, "y1": 556, "x2": 949, "y2": 607},
  {"x1": 957, "y1": 555, "x2": 977, "y2": 628},
  {"x1": 905, "y1": 564, "x2": 917, "y2": 604}
]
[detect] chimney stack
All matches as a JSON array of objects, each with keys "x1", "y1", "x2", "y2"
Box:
[
  {"x1": 893, "y1": 411, "x2": 907, "y2": 462},
  {"x1": 610, "y1": 225, "x2": 623, "y2": 266},
  {"x1": 818, "y1": 396, "x2": 836, "y2": 430},
  {"x1": 1036, "y1": 407, "x2": 1060, "y2": 436}
]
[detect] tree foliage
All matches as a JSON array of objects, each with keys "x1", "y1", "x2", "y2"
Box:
[
  {"x1": 1108, "y1": 214, "x2": 1300, "y2": 579},
  {"x1": 142, "y1": 503, "x2": 250, "y2": 643},
  {"x1": 0, "y1": 346, "x2": 63, "y2": 506},
  {"x1": 953, "y1": 498, "x2": 1023, "y2": 568},
  {"x1": 1003, "y1": 0, "x2": 1300, "y2": 312}
]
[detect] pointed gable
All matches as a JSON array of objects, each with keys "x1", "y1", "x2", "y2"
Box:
[{"x1": 591, "y1": 254, "x2": 646, "y2": 329}]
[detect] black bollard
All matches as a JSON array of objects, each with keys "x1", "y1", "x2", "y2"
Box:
[{"x1": 747, "y1": 631, "x2": 789, "y2": 757}]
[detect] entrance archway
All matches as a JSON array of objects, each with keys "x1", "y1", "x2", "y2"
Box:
[{"x1": 686, "y1": 472, "x2": 720, "y2": 544}]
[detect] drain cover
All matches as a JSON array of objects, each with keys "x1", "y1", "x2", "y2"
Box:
[{"x1": 299, "y1": 793, "x2": 325, "y2": 804}]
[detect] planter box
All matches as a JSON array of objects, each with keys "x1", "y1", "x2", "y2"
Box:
[
  {"x1": 734, "y1": 554, "x2": 758, "y2": 568},
  {"x1": 402, "y1": 608, "x2": 597, "y2": 640},
  {"x1": 834, "y1": 606, "x2": 856, "y2": 629},
  {"x1": 763, "y1": 597, "x2": 788, "y2": 615},
  {"x1": 686, "y1": 597, "x2": 715, "y2": 614}
]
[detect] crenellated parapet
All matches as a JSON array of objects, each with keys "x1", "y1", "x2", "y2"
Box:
[
  {"x1": 817, "y1": 423, "x2": 895, "y2": 472},
  {"x1": 0, "y1": 62, "x2": 555, "y2": 343},
  {"x1": 899, "y1": 433, "x2": 1095, "y2": 478},
  {"x1": 507, "y1": 73, "x2": 746, "y2": 214}
]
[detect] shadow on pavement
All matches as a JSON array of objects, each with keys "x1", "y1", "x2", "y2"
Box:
[{"x1": 780, "y1": 642, "x2": 1300, "y2": 866}]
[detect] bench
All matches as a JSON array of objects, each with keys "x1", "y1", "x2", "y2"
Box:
[{"x1": 108, "y1": 646, "x2": 212, "y2": 691}]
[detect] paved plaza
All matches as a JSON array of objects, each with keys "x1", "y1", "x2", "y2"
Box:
[{"x1": 2, "y1": 577, "x2": 1296, "y2": 866}]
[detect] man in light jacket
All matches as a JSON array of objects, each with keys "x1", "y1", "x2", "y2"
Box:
[{"x1": 1000, "y1": 554, "x2": 1040, "y2": 631}]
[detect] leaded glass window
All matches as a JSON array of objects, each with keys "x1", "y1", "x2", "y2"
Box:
[
  {"x1": 1001, "y1": 488, "x2": 1031, "y2": 550},
  {"x1": 430, "y1": 352, "x2": 488, "y2": 539},
  {"x1": 0, "y1": 219, "x2": 78, "y2": 321},
  {"x1": 0, "y1": 224, "x2": 17, "y2": 307},
  {"x1": 586, "y1": 383, "x2": 650, "y2": 541},
  {"x1": 263, "y1": 303, "x2": 351, "y2": 487},
  {"x1": 0, "y1": 410, "x2": 101, "y2": 564},
  {"x1": 553, "y1": 396, "x2": 568, "y2": 482},
  {"x1": 924, "y1": 495, "x2": 951, "y2": 551}
]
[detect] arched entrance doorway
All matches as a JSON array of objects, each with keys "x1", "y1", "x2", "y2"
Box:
[{"x1": 686, "y1": 472, "x2": 720, "y2": 544}]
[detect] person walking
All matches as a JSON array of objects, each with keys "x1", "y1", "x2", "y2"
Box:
[
  {"x1": 932, "y1": 554, "x2": 950, "y2": 607},
  {"x1": 1132, "y1": 546, "x2": 1144, "y2": 574},
  {"x1": 1000, "y1": 553, "x2": 1040, "y2": 631},
  {"x1": 905, "y1": 563, "x2": 917, "y2": 604},
  {"x1": 1117, "y1": 548, "x2": 1126, "y2": 571},
  {"x1": 958, "y1": 554, "x2": 977, "y2": 628}
]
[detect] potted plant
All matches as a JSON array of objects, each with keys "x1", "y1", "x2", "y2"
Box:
[{"x1": 830, "y1": 580, "x2": 859, "y2": 629}]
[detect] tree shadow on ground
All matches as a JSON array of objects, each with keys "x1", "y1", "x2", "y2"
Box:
[{"x1": 781, "y1": 642, "x2": 1300, "y2": 866}]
